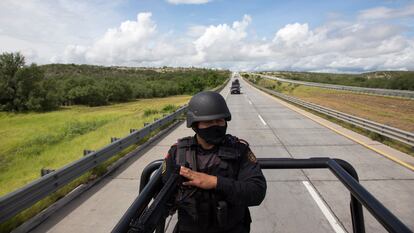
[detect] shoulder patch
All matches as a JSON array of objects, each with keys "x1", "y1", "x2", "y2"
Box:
[{"x1": 247, "y1": 150, "x2": 257, "y2": 163}]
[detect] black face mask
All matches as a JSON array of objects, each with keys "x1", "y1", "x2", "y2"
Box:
[{"x1": 194, "y1": 124, "x2": 227, "y2": 145}]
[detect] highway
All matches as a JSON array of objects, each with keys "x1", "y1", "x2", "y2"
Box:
[{"x1": 32, "y1": 74, "x2": 414, "y2": 233}]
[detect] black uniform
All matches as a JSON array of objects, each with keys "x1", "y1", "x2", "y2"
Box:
[{"x1": 162, "y1": 134, "x2": 267, "y2": 233}]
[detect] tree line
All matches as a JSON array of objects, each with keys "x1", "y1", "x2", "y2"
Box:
[
  {"x1": 259, "y1": 71, "x2": 414, "y2": 91},
  {"x1": 0, "y1": 52, "x2": 229, "y2": 112}
]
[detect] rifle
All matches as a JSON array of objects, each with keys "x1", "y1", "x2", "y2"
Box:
[{"x1": 127, "y1": 171, "x2": 181, "y2": 233}]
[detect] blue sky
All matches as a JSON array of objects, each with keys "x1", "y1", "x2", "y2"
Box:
[
  {"x1": 120, "y1": 0, "x2": 414, "y2": 36},
  {"x1": 1, "y1": 0, "x2": 414, "y2": 72}
]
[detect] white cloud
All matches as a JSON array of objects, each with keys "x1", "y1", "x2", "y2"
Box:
[
  {"x1": 273, "y1": 23, "x2": 313, "y2": 46},
  {"x1": 60, "y1": 12, "x2": 188, "y2": 66},
  {"x1": 266, "y1": 21, "x2": 414, "y2": 71},
  {"x1": 193, "y1": 15, "x2": 253, "y2": 63},
  {"x1": 84, "y1": 12, "x2": 158, "y2": 64},
  {"x1": 187, "y1": 25, "x2": 208, "y2": 37},
  {"x1": 358, "y1": 3, "x2": 414, "y2": 20},
  {"x1": 59, "y1": 11, "x2": 414, "y2": 71},
  {"x1": 0, "y1": 0, "x2": 123, "y2": 63},
  {"x1": 57, "y1": 45, "x2": 88, "y2": 64},
  {"x1": 2, "y1": 2, "x2": 414, "y2": 72},
  {"x1": 166, "y1": 0, "x2": 212, "y2": 5}
]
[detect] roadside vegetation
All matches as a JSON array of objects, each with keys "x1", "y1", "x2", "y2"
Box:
[
  {"x1": 0, "y1": 52, "x2": 229, "y2": 111},
  {"x1": 0, "y1": 96, "x2": 190, "y2": 196},
  {"x1": 258, "y1": 70, "x2": 414, "y2": 91},
  {"x1": 0, "y1": 52, "x2": 229, "y2": 231},
  {"x1": 243, "y1": 74, "x2": 414, "y2": 155},
  {"x1": 0, "y1": 96, "x2": 190, "y2": 232},
  {"x1": 0, "y1": 52, "x2": 230, "y2": 196}
]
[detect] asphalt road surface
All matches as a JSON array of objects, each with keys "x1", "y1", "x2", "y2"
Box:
[{"x1": 32, "y1": 75, "x2": 414, "y2": 233}]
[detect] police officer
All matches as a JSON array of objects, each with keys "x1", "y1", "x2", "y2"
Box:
[{"x1": 162, "y1": 91, "x2": 267, "y2": 233}]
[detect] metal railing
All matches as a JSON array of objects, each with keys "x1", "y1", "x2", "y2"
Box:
[
  {"x1": 0, "y1": 106, "x2": 186, "y2": 224},
  {"x1": 245, "y1": 78, "x2": 414, "y2": 147},
  {"x1": 252, "y1": 73, "x2": 414, "y2": 99},
  {"x1": 113, "y1": 158, "x2": 412, "y2": 233},
  {"x1": 0, "y1": 77, "x2": 231, "y2": 225}
]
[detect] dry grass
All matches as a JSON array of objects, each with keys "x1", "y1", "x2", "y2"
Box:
[
  {"x1": 248, "y1": 77, "x2": 414, "y2": 156},
  {"x1": 256, "y1": 77, "x2": 414, "y2": 132},
  {"x1": 289, "y1": 86, "x2": 414, "y2": 132}
]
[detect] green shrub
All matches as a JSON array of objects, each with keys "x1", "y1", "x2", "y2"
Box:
[
  {"x1": 161, "y1": 104, "x2": 178, "y2": 113},
  {"x1": 143, "y1": 109, "x2": 159, "y2": 117}
]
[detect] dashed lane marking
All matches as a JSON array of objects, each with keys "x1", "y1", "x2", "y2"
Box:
[
  {"x1": 258, "y1": 114, "x2": 267, "y2": 126},
  {"x1": 243, "y1": 94, "x2": 252, "y2": 105},
  {"x1": 250, "y1": 80, "x2": 414, "y2": 172},
  {"x1": 303, "y1": 181, "x2": 346, "y2": 233}
]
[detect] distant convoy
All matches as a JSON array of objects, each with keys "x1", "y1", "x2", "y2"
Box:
[{"x1": 230, "y1": 78, "x2": 241, "y2": 94}]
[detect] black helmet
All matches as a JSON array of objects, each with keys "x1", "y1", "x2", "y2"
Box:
[{"x1": 186, "y1": 91, "x2": 231, "y2": 128}]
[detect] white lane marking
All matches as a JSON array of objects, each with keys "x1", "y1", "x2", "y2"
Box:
[
  {"x1": 224, "y1": 85, "x2": 230, "y2": 99},
  {"x1": 303, "y1": 181, "x2": 346, "y2": 233},
  {"x1": 244, "y1": 94, "x2": 252, "y2": 104},
  {"x1": 258, "y1": 114, "x2": 267, "y2": 125}
]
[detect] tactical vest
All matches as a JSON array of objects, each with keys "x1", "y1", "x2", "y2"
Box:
[{"x1": 174, "y1": 135, "x2": 247, "y2": 233}]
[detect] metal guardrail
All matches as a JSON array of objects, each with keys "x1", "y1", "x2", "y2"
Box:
[
  {"x1": 0, "y1": 77, "x2": 231, "y2": 225},
  {"x1": 245, "y1": 78, "x2": 414, "y2": 147},
  {"x1": 113, "y1": 158, "x2": 413, "y2": 233},
  {"x1": 0, "y1": 106, "x2": 187, "y2": 224},
  {"x1": 252, "y1": 73, "x2": 414, "y2": 99}
]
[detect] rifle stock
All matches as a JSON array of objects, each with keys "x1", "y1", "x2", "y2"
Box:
[{"x1": 128, "y1": 173, "x2": 181, "y2": 233}]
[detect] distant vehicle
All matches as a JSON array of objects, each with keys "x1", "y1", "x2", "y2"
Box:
[{"x1": 231, "y1": 79, "x2": 241, "y2": 94}]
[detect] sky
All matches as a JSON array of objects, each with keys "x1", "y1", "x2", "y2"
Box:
[{"x1": 1, "y1": 0, "x2": 414, "y2": 72}]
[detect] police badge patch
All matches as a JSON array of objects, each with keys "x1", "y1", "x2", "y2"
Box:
[{"x1": 247, "y1": 150, "x2": 257, "y2": 163}]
